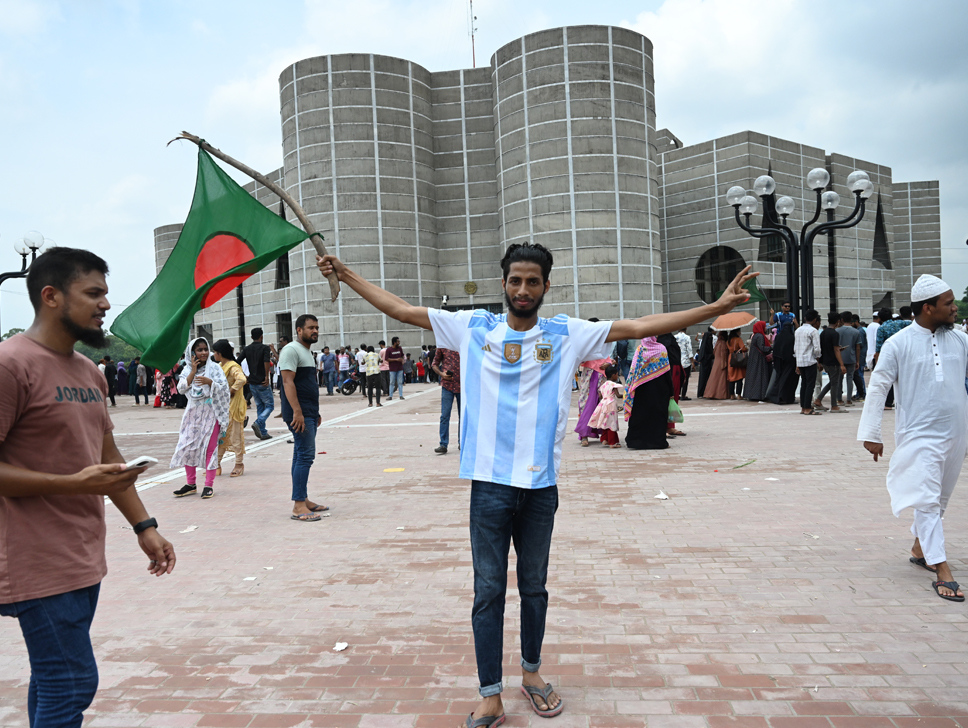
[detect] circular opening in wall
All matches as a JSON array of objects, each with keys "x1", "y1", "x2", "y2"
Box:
[{"x1": 695, "y1": 246, "x2": 746, "y2": 304}]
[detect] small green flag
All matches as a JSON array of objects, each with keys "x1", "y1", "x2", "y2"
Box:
[
  {"x1": 714, "y1": 276, "x2": 768, "y2": 304},
  {"x1": 112, "y1": 149, "x2": 310, "y2": 370}
]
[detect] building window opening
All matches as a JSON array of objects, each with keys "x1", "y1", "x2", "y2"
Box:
[
  {"x1": 276, "y1": 313, "x2": 293, "y2": 344},
  {"x1": 695, "y1": 246, "x2": 747, "y2": 304}
]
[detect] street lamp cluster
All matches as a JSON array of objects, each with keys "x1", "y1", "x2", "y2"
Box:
[
  {"x1": 0, "y1": 231, "x2": 51, "y2": 332},
  {"x1": 726, "y1": 169, "x2": 874, "y2": 320}
]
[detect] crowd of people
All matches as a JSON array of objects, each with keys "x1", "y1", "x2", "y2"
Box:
[{"x1": 2, "y1": 242, "x2": 966, "y2": 728}]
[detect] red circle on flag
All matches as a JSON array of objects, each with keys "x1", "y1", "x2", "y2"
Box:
[{"x1": 194, "y1": 233, "x2": 255, "y2": 308}]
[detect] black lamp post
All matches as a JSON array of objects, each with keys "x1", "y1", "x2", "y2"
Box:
[
  {"x1": 725, "y1": 169, "x2": 874, "y2": 321},
  {"x1": 0, "y1": 231, "x2": 48, "y2": 333}
]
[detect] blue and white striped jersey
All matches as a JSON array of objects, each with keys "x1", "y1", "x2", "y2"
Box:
[{"x1": 429, "y1": 308, "x2": 612, "y2": 489}]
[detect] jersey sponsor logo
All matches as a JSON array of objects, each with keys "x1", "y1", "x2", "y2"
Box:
[
  {"x1": 504, "y1": 343, "x2": 521, "y2": 363},
  {"x1": 527, "y1": 465, "x2": 542, "y2": 472}
]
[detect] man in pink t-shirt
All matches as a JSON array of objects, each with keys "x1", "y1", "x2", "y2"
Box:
[{"x1": 0, "y1": 248, "x2": 176, "y2": 727}]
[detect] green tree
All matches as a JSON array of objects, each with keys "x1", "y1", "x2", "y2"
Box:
[
  {"x1": 2, "y1": 328, "x2": 25, "y2": 340},
  {"x1": 74, "y1": 334, "x2": 142, "y2": 365}
]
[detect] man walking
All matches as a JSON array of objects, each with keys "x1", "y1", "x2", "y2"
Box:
[
  {"x1": 794, "y1": 310, "x2": 823, "y2": 415},
  {"x1": 866, "y1": 310, "x2": 880, "y2": 370},
  {"x1": 0, "y1": 247, "x2": 175, "y2": 727},
  {"x1": 386, "y1": 336, "x2": 405, "y2": 400},
  {"x1": 364, "y1": 345, "x2": 382, "y2": 407},
  {"x1": 837, "y1": 310, "x2": 863, "y2": 406},
  {"x1": 816, "y1": 313, "x2": 847, "y2": 412},
  {"x1": 378, "y1": 340, "x2": 390, "y2": 395},
  {"x1": 432, "y1": 347, "x2": 460, "y2": 454},
  {"x1": 674, "y1": 329, "x2": 693, "y2": 400},
  {"x1": 859, "y1": 275, "x2": 968, "y2": 602},
  {"x1": 241, "y1": 328, "x2": 274, "y2": 440},
  {"x1": 279, "y1": 315, "x2": 327, "y2": 522},
  {"x1": 318, "y1": 346, "x2": 337, "y2": 395},
  {"x1": 851, "y1": 315, "x2": 868, "y2": 400},
  {"x1": 134, "y1": 356, "x2": 149, "y2": 405},
  {"x1": 317, "y1": 242, "x2": 755, "y2": 726},
  {"x1": 103, "y1": 355, "x2": 118, "y2": 407}
]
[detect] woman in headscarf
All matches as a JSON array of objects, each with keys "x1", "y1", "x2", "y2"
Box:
[
  {"x1": 695, "y1": 327, "x2": 715, "y2": 398},
  {"x1": 657, "y1": 332, "x2": 686, "y2": 437},
  {"x1": 574, "y1": 360, "x2": 604, "y2": 446},
  {"x1": 703, "y1": 332, "x2": 730, "y2": 400},
  {"x1": 624, "y1": 337, "x2": 674, "y2": 450},
  {"x1": 725, "y1": 329, "x2": 748, "y2": 399},
  {"x1": 211, "y1": 339, "x2": 247, "y2": 477},
  {"x1": 170, "y1": 337, "x2": 230, "y2": 499},
  {"x1": 768, "y1": 322, "x2": 799, "y2": 405},
  {"x1": 744, "y1": 321, "x2": 773, "y2": 401},
  {"x1": 116, "y1": 360, "x2": 128, "y2": 397}
]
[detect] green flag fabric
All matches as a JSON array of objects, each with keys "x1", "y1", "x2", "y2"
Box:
[
  {"x1": 112, "y1": 149, "x2": 309, "y2": 370},
  {"x1": 714, "y1": 276, "x2": 768, "y2": 304}
]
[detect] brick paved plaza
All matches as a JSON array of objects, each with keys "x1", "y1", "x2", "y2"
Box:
[{"x1": 2, "y1": 381, "x2": 967, "y2": 727}]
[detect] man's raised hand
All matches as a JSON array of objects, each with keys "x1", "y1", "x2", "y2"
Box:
[
  {"x1": 716, "y1": 266, "x2": 758, "y2": 313},
  {"x1": 317, "y1": 255, "x2": 345, "y2": 280}
]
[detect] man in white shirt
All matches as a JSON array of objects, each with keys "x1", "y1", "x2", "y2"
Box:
[
  {"x1": 859, "y1": 275, "x2": 968, "y2": 602},
  {"x1": 316, "y1": 243, "x2": 756, "y2": 727},
  {"x1": 866, "y1": 311, "x2": 880, "y2": 369},
  {"x1": 793, "y1": 309, "x2": 822, "y2": 415},
  {"x1": 674, "y1": 329, "x2": 694, "y2": 400}
]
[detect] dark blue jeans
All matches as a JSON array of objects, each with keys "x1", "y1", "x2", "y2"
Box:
[
  {"x1": 0, "y1": 583, "x2": 101, "y2": 728},
  {"x1": 439, "y1": 388, "x2": 460, "y2": 448},
  {"x1": 470, "y1": 481, "x2": 558, "y2": 697},
  {"x1": 250, "y1": 384, "x2": 274, "y2": 432},
  {"x1": 289, "y1": 417, "x2": 317, "y2": 502}
]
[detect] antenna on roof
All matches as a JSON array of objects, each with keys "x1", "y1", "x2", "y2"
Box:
[{"x1": 467, "y1": 0, "x2": 478, "y2": 68}]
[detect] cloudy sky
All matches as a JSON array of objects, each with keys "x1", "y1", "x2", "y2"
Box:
[{"x1": 1, "y1": 0, "x2": 965, "y2": 332}]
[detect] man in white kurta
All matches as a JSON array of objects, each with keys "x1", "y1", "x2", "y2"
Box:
[{"x1": 858, "y1": 275, "x2": 968, "y2": 601}]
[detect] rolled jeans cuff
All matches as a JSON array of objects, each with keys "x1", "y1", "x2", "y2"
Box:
[
  {"x1": 479, "y1": 681, "x2": 503, "y2": 697},
  {"x1": 521, "y1": 657, "x2": 541, "y2": 673}
]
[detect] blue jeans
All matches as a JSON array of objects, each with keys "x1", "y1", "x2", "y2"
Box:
[
  {"x1": 439, "y1": 388, "x2": 460, "y2": 448},
  {"x1": 250, "y1": 384, "x2": 274, "y2": 432},
  {"x1": 388, "y1": 370, "x2": 404, "y2": 399},
  {"x1": 853, "y1": 366, "x2": 867, "y2": 399},
  {"x1": 289, "y1": 417, "x2": 317, "y2": 502},
  {"x1": 620, "y1": 359, "x2": 631, "y2": 382},
  {"x1": 134, "y1": 385, "x2": 149, "y2": 404},
  {"x1": 0, "y1": 583, "x2": 101, "y2": 728},
  {"x1": 323, "y1": 370, "x2": 336, "y2": 395},
  {"x1": 470, "y1": 481, "x2": 558, "y2": 697}
]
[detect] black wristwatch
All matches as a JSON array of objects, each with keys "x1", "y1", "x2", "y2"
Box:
[{"x1": 133, "y1": 517, "x2": 158, "y2": 535}]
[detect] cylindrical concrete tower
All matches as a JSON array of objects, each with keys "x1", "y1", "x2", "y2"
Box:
[
  {"x1": 279, "y1": 53, "x2": 438, "y2": 345},
  {"x1": 491, "y1": 25, "x2": 661, "y2": 320}
]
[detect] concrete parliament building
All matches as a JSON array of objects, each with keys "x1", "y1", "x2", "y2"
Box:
[{"x1": 154, "y1": 25, "x2": 941, "y2": 347}]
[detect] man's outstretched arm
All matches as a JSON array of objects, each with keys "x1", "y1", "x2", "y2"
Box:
[
  {"x1": 317, "y1": 255, "x2": 432, "y2": 330},
  {"x1": 605, "y1": 266, "x2": 758, "y2": 343}
]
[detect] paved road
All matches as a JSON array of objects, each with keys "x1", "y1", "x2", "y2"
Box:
[{"x1": 2, "y1": 380, "x2": 966, "y2": 727}]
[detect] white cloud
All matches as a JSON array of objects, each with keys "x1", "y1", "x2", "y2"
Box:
[{"x1": 0, "y1": 0, "x2": 59, "y2": 35}]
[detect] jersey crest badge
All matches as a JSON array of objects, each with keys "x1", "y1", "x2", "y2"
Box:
[
  {"x1": 534, "y1": 337, "x2": 554, "y2": 364},
  {"x1": 504, "y1": 343, "x2": 522, "y2": 363}
]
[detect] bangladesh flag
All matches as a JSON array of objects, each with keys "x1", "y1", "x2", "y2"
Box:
[
  {"x1": 113, "y1": 149, "x2": 310, "y2": 370},
  {"x1": 714, "y1": 275, "x2": 768, "y2": 304}
]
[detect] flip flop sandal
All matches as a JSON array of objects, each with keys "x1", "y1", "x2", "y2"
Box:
[
  {"x1": 932, "y1": 580, "x2": 965, "y2": 602},
  {"x1": 291, "y1": 512, "x2": 321, "y2": 522},
  {"x1": 464, "y1": 713, "x2": 505, "y2": 727},
  {"x1": 909, "y1": 556, "x2": 937, "y2": 573},
  {"x1": 801, "y1": 411, "x2": 823, "y2": 416},
  {"x1": 521, "y1": 683, "x2": 564, "y2": 717},
  {"x1": 307, "y1": 504, "x2": 329, "y2": 512}
]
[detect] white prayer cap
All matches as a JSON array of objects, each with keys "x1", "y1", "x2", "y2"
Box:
[{"x1": 912, "y1": 274, "x2": 952, "y2": 302}]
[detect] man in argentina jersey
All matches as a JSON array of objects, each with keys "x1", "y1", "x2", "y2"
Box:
[{"x1": 317, "y1": 243, "x2": 757, "y2": 727}]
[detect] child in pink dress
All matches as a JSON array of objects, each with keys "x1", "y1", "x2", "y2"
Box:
[{"x1": 589, "y1": 364, "x2": 624, "y2": 448}]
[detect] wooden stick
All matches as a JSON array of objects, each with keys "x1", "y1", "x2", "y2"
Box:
[{"x1": 171, "y1": 131, "x2": 340, "y2": 302}]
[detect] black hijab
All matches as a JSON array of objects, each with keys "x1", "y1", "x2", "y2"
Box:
[
  {"x1": 697, "y1": 327, "x2": 714, "y2": 363},
  {"x1": 773, "y1": 323, "x2": 795, "y2": 360},
  {"x1": 657, "y1": 333, "x2": 681, "y2": 368}
]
